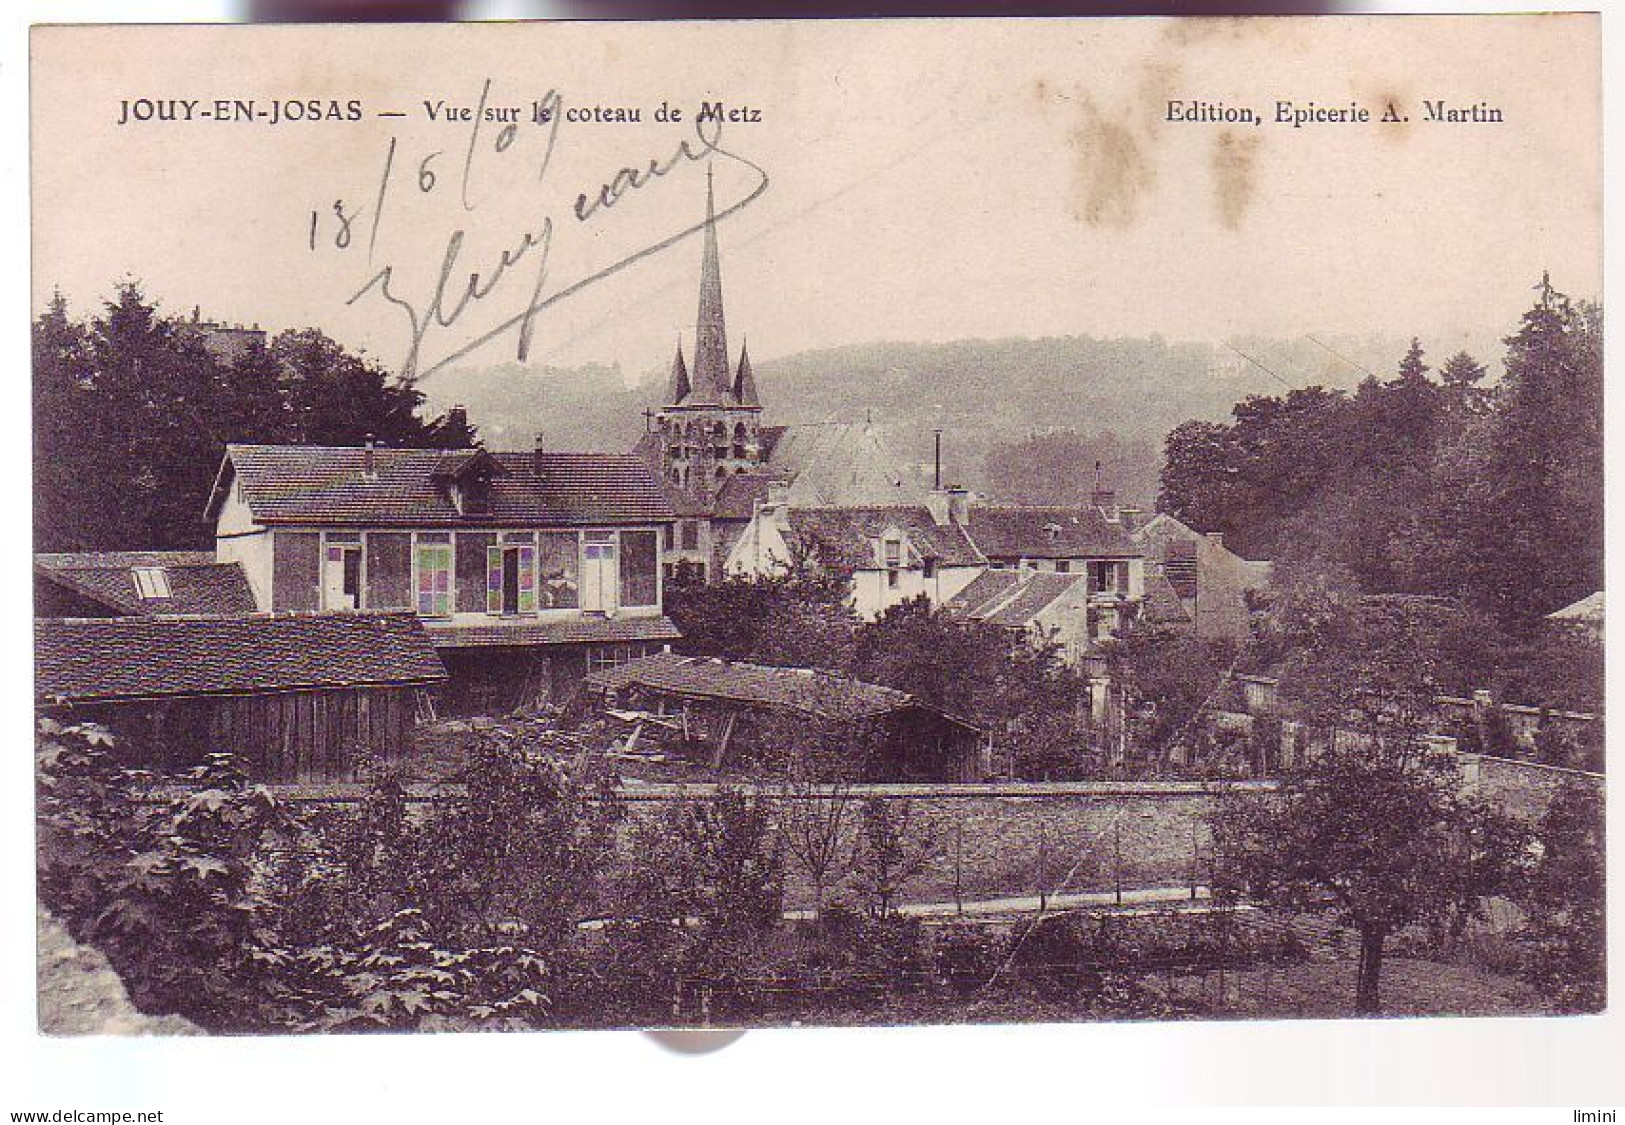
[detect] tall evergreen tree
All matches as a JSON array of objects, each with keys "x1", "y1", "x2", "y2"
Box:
[
  {"x1": 1427, "y1": 278, "x2": 1602, "y2": 624},
  {"x1": 32, "y1": 284, "x2": 470, "y2": 551}
]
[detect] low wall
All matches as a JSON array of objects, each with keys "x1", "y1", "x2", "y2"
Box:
[
  {"x1": 258, "y1": 779, "x2": 1268, "y2": 912},
  {"x1": 623, "y1": 782, "x2": 1242, "y2": 911},
  {"x1": 1460, "y1": 754, "x2": 1604, "y2": 822},
  {"x1": 242, "y1": 756, "x2": 1594, "y2": 917}
]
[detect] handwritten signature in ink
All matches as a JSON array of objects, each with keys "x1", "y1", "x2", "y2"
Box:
[{"x1": 308, "y1": 80, "x2": 770, "y2": 381}]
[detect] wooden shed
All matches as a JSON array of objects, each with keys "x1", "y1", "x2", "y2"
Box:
[
  {"x1": 35, "y1": 612, "x2": 447, "y2": 782},
  {"x1": 584, "y1": 652, "x2": 989, "y2": 781}
]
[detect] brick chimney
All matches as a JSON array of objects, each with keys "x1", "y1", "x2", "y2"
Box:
[
  {"x1": 927, "y1": 485, "x2": 970, "y2": 527},
  {"x1": 533, "y1": 431, "x2": 546, "y2": 473},
  {"x1": 446, "y1": 404, "x2": 470, "y2": 447},
  {"x1": 363, "y1": 435, "x2": 377, "y2": 480},
  {"x1": 1090, "y1": 460, "x2": 1118, "y2": 520}
]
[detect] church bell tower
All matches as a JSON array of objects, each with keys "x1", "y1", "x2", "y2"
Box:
[{"x1": 655, "y1": 169, "x2": 765, "y2": 500}]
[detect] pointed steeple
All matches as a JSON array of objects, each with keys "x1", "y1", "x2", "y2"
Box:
[
  {"x1": 667, "y1": 338, "x2": 691, "y2": 404},
  {"x1": 688, "y1": 167, "x2": 732, "y2": 405},
  {"x1": 733, "y1": 337, "x2": 761, "y2": 407}
]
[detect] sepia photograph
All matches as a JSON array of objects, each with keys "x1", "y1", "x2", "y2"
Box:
[{"x1": 25, "y1": 11, "x2": 1605, "y2": 1054}]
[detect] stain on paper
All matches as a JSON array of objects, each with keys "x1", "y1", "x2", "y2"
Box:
[{"x1": 1210, "y1": 129, "x2": 1261, "y2": 230}]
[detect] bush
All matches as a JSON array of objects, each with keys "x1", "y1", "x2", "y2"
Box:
[
  {"x1": 934, "y1": 924, "x2": 1009, "y2": 997},
  {"x1": 37, "y1": 721, "x2": 304, "y2": 1028},
  {"x1": 261, "y1": 908, "x2": 553, "y2": 1032}
]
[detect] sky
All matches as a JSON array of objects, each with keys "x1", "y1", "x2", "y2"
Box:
[{"x1": 31, "y1": 16, "x2": 1601, "y2": 394}]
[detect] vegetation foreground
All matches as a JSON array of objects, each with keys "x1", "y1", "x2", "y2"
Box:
[{"x1": 37, "y1": 711, "x2": 1601, "y2": 1033}]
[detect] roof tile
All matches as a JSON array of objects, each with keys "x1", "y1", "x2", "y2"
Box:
[
  {"x1": 964, "y1": 505, "x2": 1139, "y2": 560},
  {"x1": 36, "y1": 612, "x2": 446, "y2": 703},
  {"x1": 35, "y1": 554, "x2": 258, "y2": 617},
  {"x1": 584, "y1": 652, "x2": 924, "y2": 724},
  {"x1": 424, "y1": 615, "x2": 682, "y2": 649},
  {"x1": 784, "y1": 506, "x2": 983, "y2": 569},
  {"x1": 216, "y1": 444, "x2": 674, "y2": 527}
]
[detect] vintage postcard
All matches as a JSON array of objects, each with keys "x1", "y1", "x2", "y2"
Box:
[{"x1": 30, "y1": 16, "x2": 1602, "y2": 1036}]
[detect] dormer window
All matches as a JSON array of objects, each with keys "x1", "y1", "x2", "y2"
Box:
[
  {"x1": 882, "y1": 537, "x2": 902, "y2": 569},
  {"x1": 430, "y1": 449, "x2": 506, "y2": 518},
  {"x1": 1044, "y1": 522, "x2": 1062, "y2": 541},
  {"x1": 131, "y1": 567, "x2": 170, "y2": 600},
  {"x1": 457, "y1": 470, "x2": 493, "y2": 516}
]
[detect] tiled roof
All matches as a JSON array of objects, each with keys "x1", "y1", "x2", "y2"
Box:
[
  {"x1": 1142, "y1": 574, "x2": 1195, "y2": 625},
  {"x1": 1161, "y1": 540, "x2": 1200, "y2": 600},
  {"x1": 35, "y1": 553, "x2": 258, "y2": 617},
  {"x1": 36, "y1": 612, "x2": 446, "y2": 704},
  {"x1": 943, "y1": 569, "x2": 1023, "y2": 616},
  {"x1": 783, "y1": 506, "x2": 983, "y2": 570},
  {"x1": 212, "y1": 444, "x2": 674, "y2": 527},
  {"x1": 757, "y1": 425, "x2": 789, "y2": 459},
  {"x1": 964, "y1": 505, "x2": 1139, "y2": 560},
  {"x1": 584, "y1": 652, "x2": 976, "y2": 728},
  {"x1": 424, "y1": 615, "x2": 682, "y2": 649},
  {"x1": 713, "y1": 472, "x2": 779, "y2": 520},
  {"x1": 979, "y1": 572, "x2": 1089, "y2": 628},
  {"x1": 765, "y1": 423, "x2": 923, "y2": 507},
  {"x1": 35, "y1": 550, "x2": 217, "y2": 569}
]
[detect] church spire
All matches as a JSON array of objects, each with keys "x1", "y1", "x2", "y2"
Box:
[
  {"x1": 667, "y1": 338, "x2": 691, "y2": 404},
  {"x1": 688, "y1": 166, "x2": 732, "y2": 405},
  {"x1": 733, "y1": 336, "x2": 760, "y2": 407}
]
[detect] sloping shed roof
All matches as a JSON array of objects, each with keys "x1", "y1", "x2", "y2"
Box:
[
  {"x1": 210, "y1": 444, "x2": 673, "y2": 527},
  {"x1": 35, "y1": 552, "x2": 258, "y2": 617},
  {"x1": 783, "y1": 506, "x2": 983, "y2": 570},
  {"x1": 963, "y1": 505, "x2": 1139, "y2": 560},
  {"x1": 585, "y1": 652, "x2": 978, "y2": 730},
  {"x1": 36, "y1": 612, "x2": 446, "y2": 704}
]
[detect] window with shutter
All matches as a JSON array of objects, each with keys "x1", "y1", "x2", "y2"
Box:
[
  {"x1": 487, "y1": 546, "x2": 504, "y2": 614},
  {"x1": 415, "y1": 540, "x2": 453, "y2": 617}
]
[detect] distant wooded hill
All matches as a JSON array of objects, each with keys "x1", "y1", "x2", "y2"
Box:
[{"x1": 424, "y1": 332, "x2": 1473, "y2": 508}]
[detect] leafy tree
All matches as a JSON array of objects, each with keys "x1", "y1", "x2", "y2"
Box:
[
  {"x1": 1102, "y1": 623, "x2": 1236, "y2": 767},
  {"x1": 664, "y1": 572, "x2": 860, "y2": 671},
  {"x1": 273, "y1": 327, "x2": 436, "y2": 448},
  {"x1": 853, "y1": 597, "x2": 1093, "y2": 779},
  {"x1": 1516, "y1": 782, "x2": 1605, "y2": 1012},
  {"x1": 36, "y1": 720, "x2": 304, "y2": 1027},
  {"x1": 1438, "y1": 349, "x2": 1487, "y2": 391},
  {"x1": 1438, "y1": 350, "x2": 1490, "y2": 415},
  {"x1": 411, "y1": 724, "x2": 622, "y2": 949},
  {"x1": 1213, "y1": 594, "x2": 1533, "y2": 1015},
  {"x1": 1426, "y1": 281, "x2": 1603, "y2": 624},
  {"x1": 1396, "y1": 337, "x2": 1429, "y2": 385},
  {"x1": 649, "y1": 788, "x2": 786, "y2": 1013},
  {"x1": 1157, "y1": 387, "x2": 1352, "y2": 561},
  {"x1": 1213, "y1": 741, "x2": 1526, "y2": 1015},
  {"x1": 1155, "y1": 282, "x2": 1601, "y2": 647},
  {"x1": 851, "y1": 797, "x2": 939, "y2": 920}
]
